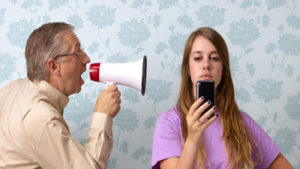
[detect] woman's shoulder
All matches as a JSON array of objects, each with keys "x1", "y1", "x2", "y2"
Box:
[
  {"x1": 240, "y1": 111, "x2": 256, "y2": 124},
  {"x1": 239, "y1": 111, "x2": 281, "y2": 167},
  {"x1": 159, "y1": 105, "x2": 182, "y2": 120},
  {"x1": 156, "y1": 105, "x2": 182, "y2": 127},
  {"x1": 240, "y1": 111, "x2": 266, "y2": 135},
  {"x1": 152, "y1": 106, "x2": 185, "y2": 168}
]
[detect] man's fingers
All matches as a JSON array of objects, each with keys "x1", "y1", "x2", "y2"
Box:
[{"x1": 106, "y1": 84, "x2": 118, "y2": 91}]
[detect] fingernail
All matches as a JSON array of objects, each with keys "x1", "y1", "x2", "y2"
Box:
[
  {"x1": 208, "y1": 100, "x2": 211, "y2": 104},
  {"x1": 213, "y1": 106, "x2": 216, "y2": 110},
  {"x1": 200, "y1": 96, "x2": 204, "y2": 100}
]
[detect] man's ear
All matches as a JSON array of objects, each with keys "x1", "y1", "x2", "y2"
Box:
[{"x1": 47, "y1": 58, "x2": 61, "y2": 76}]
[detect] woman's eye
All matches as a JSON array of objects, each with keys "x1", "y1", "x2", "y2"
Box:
[
  {"x1": 211, "y1": 56, "x2": 220, "y2": 61},
  {"x1": 192, "y1": 54, "x2": 202, "y2": 61},
  {"x1": 194, "y1": 57, "x2": 201, "y2": 61}
]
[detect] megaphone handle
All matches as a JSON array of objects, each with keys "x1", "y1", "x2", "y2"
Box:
[{"x1": 104, "y1": 81, "x2": 116, "y2": 89}]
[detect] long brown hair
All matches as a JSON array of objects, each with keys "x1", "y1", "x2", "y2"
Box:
[{"x1": 177, "y1": 27, "x2": 261, "y2": 169}]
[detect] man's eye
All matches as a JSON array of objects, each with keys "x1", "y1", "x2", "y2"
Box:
[
  {"x1": 74, "y1": 49, "x2": 80, "y2": 54},
  {"x1": 80, "y1": 47, "x2": 85, "y2": 53}
]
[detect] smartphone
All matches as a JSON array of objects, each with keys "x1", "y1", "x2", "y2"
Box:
[{"x1": 196, "y1": 80, "x2": 215, "y2": 117}]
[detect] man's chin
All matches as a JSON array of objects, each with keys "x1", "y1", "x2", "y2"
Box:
[
  {"x1": 72, "y1": 88, "x2": 81, "y2": 95},
  {"x1": 72, "y1": 84, "x2": 83, "y2": 95}
]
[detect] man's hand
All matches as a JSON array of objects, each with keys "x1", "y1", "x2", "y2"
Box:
[{"x1": 94, "y1": 85, "x2": 121, "y2": 118}]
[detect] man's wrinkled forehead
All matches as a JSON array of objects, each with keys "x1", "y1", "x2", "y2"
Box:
[{"x1": 61, "y1": 30, "x2": 81, "y2": 50}]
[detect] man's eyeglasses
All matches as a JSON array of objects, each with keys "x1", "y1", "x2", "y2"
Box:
[{"x1": 54, "y1": 49, "x2": 86, "y2": 60}]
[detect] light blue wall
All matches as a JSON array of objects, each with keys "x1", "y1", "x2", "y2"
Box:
[{"x1": 1, "y1": 0, "x2": 299, "y2": 168}]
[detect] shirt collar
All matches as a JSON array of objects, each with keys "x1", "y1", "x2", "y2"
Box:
[{"x1": 34, "y1": 80, "x2": 69, "y2": 115}]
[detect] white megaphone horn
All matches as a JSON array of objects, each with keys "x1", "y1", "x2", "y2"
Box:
[{"x1": 89, "y1": 55, "x2": 147, "y2": 95}]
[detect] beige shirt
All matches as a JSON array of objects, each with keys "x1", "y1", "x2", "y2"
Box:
[{"x1": 0, "y1": 78, "x2": 113, "y2": 169}]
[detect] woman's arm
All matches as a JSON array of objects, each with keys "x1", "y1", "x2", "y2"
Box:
[
  {"x1": 160, "y1": 138, "x2": 200, "y2": 169},
  {"x1": 268, "y1": 153, "x2": 294, "y2": 169},
  {"x1": 160, "y1": 99, "x2": 218, "y2": 169}
]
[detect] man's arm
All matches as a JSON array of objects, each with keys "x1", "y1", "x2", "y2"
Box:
[
  {"x1": 34, "y1": 113, "x2": 114, "y2": 169},
  {"x1": 85, "y1": 112, "x2": 114, "y2": 169}
]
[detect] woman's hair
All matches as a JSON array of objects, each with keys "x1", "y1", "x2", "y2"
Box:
[
  {"x1": 25, "y1": 22, "x2": 74, "y2": 81},
  {"x1": 177, "y1": 27, "x2": 261, "y2": 169}
]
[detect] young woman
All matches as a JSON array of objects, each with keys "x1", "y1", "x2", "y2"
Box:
[{"x1": 151, "y1": 27, "x2": 294, "y2": 169}]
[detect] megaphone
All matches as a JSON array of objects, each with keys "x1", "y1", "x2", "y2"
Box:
[{"x1": 89, "y1": 55, "x2": 147, "y2": 95}]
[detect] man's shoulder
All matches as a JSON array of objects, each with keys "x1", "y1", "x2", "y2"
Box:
[
  {"x1": 0, "y1": 78, "x2": 40, "y2": 100},
  {"x1": 0, "y1": 78, "x2": 27, "y2": 93},
  {"x1": 4, "y1": 78, "x2": 64, "y2": 127},
  {"x1": 19, "y1": 96, "x2": 67, "y2": 145},
  {"x1": 0, "y1": 78, "x2": 65, "y2": 150}
]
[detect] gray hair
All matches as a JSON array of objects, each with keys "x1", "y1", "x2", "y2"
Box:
[{"x1": 25, "y1": 22, "x2": 74, "y2": 81}]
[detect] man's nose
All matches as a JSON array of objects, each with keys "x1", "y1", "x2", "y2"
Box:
[{"x1": 83, "y1": 53, "x2": 91, "y2": 64}]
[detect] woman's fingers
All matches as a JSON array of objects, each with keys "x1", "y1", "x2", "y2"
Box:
[
  {"x1": 185, "y1": 100, "x2": 218, "y2": 146},
  {"x1": 187, "y1": 97, "x2": 204, "y2": 117},
  {"x1": 192, "y1": 100, "x2": 213, "y2": 122},
  {"x1": 197, "y1": 106, "x2": 218, "y2": 126},
  {"x1": 200, "y1": 112, "x2": 218, "y2": 129}
]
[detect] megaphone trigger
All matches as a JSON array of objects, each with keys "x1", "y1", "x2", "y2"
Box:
[
  {"x1": 104, "y1": 81, "x2": 116, "y2": 89},
  {"x1": 89, "y1": 55, "x2": 147, "y2": 95}
]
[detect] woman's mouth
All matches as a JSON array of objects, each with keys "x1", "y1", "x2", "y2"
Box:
[{"x1": 200, "y1": 75, "x2": 212, "y2": 80}]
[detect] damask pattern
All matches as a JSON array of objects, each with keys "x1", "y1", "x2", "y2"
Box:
[{"x1": 0, "y1": 0, "x2": 299, "y2": 168}]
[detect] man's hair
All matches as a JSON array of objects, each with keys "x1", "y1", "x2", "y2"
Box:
[{"x1": 25, "y1": 22, "x2": 74, "y2": 81}]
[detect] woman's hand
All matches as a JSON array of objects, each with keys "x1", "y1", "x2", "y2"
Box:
[
  {"x1": 186, "y1": 97, "x2": 218, "y2": 148},
  {"x1": 160, "y1": 97, "x2": 218, "y2": 169}
]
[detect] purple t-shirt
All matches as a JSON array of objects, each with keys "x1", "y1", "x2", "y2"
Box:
[{"x1": 152, "y1": 106, "x2": 280, "y2": 169}]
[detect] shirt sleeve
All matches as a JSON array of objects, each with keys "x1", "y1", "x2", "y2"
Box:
[
  {"x1": 35, "y1": 112, "x2": 113, "y2": 169},
  {"x1": 152, "y1": 109, "x2": 183, "y2": 169},
  {"x1": 242, "y1": 113, "x2": 280, "y2": 169}
]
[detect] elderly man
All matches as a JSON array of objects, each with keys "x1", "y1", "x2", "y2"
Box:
[{"x1": 0, "y1": 22, "x2": 121, "y2": 169}]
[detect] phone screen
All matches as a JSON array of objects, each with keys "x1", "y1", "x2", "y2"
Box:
[{"x1": 196, "y1": 80, "x2": 215, "y2": 117}]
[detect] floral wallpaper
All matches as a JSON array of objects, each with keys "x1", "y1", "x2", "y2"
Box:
[{"x1": 0, "y1": 0, "x2": 299, "y2": 168}]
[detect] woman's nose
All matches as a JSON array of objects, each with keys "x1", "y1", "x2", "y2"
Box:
[{"x1": 202, "y1": 56, "x2": 211, "y2": 70}]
